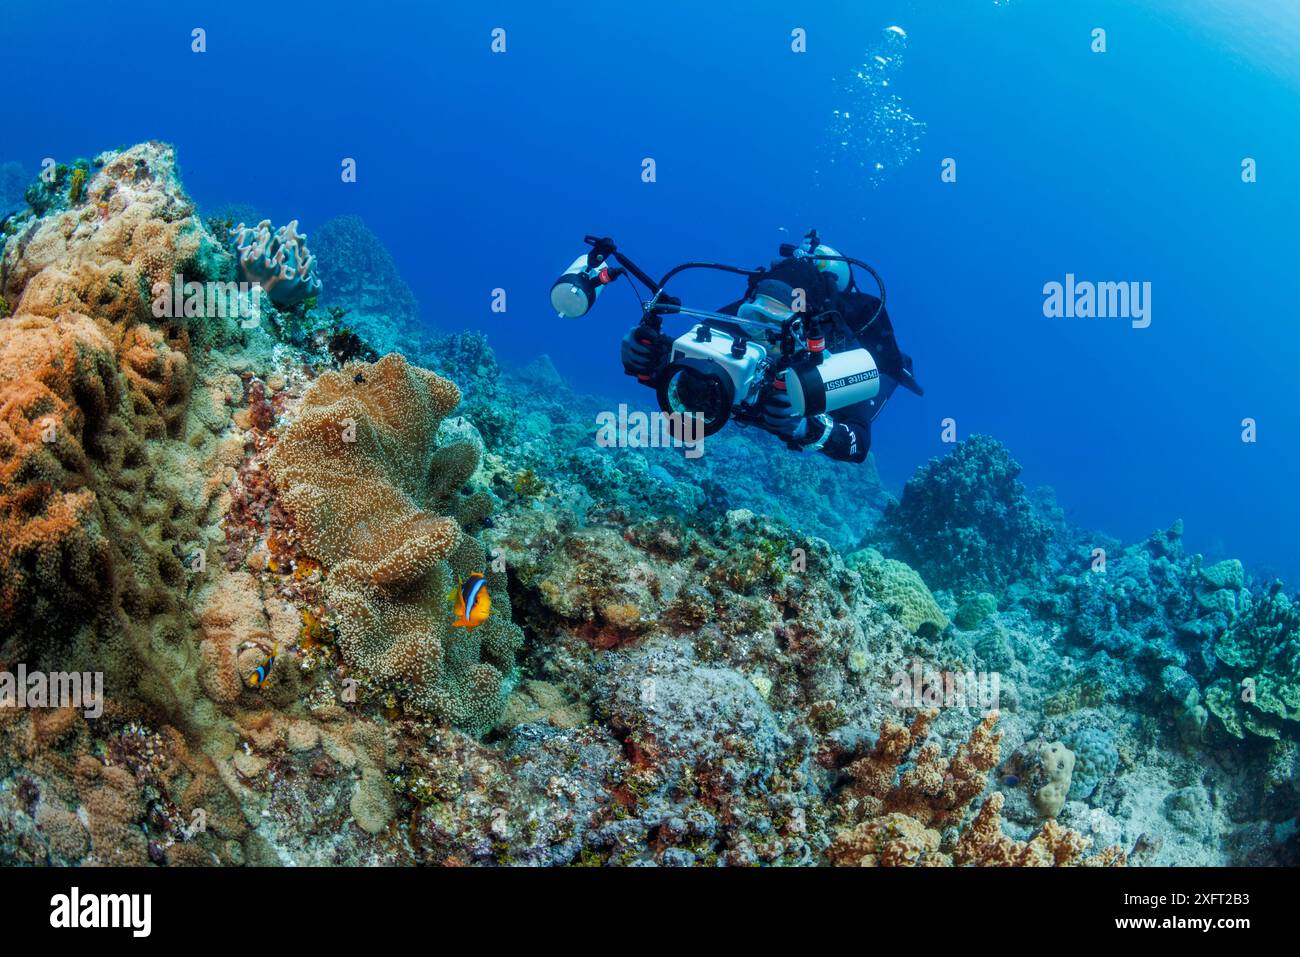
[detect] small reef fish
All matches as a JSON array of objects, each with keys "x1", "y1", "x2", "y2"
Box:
[
  {"x1": 353, "y1": 372, "x2": 366, "y2": 384},
  {"x1": 449, "y1": 573, "x2": 491, "y2": 629},
  {"x1": 246, "y1": 644, "x2": 279, "y2": 688}
]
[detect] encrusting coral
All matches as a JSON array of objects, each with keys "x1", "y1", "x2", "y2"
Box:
[
  {"x1": 267, "y1": 352, "x2": 522, "y2": 735},
  {"x1": 847, "y1": 547, "x2": 948, "y2": 635}
]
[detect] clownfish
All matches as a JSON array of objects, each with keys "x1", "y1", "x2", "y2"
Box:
[
  {"x1": 449, "y1": 573, "x2": 491, "y2": 629},
  {"x1": 246, "y1": 644, "x2": 279, "y2": 688}
]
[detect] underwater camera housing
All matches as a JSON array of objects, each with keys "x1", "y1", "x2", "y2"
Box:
[
  {"x1": 655, "y1": 327, "x2": 766, "y2": 437},
  {"x1": 656, "y1": 328, "x2": 882, "y2": 437},
  {"x1": 551, "y1": 232, "x2": 889, "y2": 440}
]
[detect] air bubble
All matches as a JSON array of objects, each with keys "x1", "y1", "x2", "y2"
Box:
[{"x1": 822, "y1": 25, "x2": 926, "y2": 189}]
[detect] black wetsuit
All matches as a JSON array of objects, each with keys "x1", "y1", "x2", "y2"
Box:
[{"x1": 721, "y1": 257, "x2": 920, "y2": 463}]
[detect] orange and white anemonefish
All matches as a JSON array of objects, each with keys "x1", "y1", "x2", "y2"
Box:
[
  {"x1": 449, "y1": 573, "x2": 491, "y2": 629},
  {"x1": 246, "y1": 644, "x2": 279, "y2": 689}
]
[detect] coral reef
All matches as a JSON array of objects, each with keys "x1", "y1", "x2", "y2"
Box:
[
  {"x1": 0, "y1": 143, "x2": 248, "y2": 693},
  {"x1": 0, "y1": 141, "x2": 1295, "y2": 869}
]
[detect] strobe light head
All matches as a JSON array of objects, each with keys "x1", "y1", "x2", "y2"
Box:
[
  {"x1": 550, "y1": 254, "x2": 612, "y2": 318},
  {"x1": 780, "y1": 346, "x2": 881, "y2": 417}
]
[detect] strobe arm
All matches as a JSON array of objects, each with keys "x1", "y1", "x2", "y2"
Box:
[{"x1": 584, "y1": 235, "x2": 663, "y2": 295}]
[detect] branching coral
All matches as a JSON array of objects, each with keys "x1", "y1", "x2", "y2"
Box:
[
  {"x1": 952, "y1": 791, "x2": 1126, "y2": 866},
  {"x1": 836, "y1": 709, "x2": 1000, "y2": 833},
  {"x1": 267, "y1": 352, "x2": 522, "y2": 734},
  {"x1": 230, "y1": 219, "x2": 322, "y2": 308},
  {"x1": 829, "y1": 710, "x2": 1123, "y2": 866}
]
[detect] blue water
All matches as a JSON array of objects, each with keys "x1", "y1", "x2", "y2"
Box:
[{"x1": 3, "y1": 0, "x2": 1296, "y2": 581}]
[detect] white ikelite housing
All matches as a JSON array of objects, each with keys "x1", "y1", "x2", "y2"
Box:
[
  {"x1": 781, "y1": 347, "x2": 881, "y2": 417},
  {"x1": 670, "y1": 327, "x2": 770, "y2": 400}
]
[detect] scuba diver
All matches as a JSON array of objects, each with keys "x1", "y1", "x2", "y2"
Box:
[{"x1": 617, "y1": 236, "x2": 923, "y2": 463}]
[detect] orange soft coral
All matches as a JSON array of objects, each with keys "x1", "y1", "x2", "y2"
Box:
[
  {"x1": 953, "y1": 792, "x2": 1126, "y2": 866},
  {"x1": 0, "y1": 314, "x2": 120, "y2": 639},
  {"x1": 0, "y1": 145, "x2": 237, "y2": 720}
]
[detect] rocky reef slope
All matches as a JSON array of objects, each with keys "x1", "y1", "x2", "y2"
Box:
[{"x1": 0, "y1": 143, "x2": 1294, "y2": 866}]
